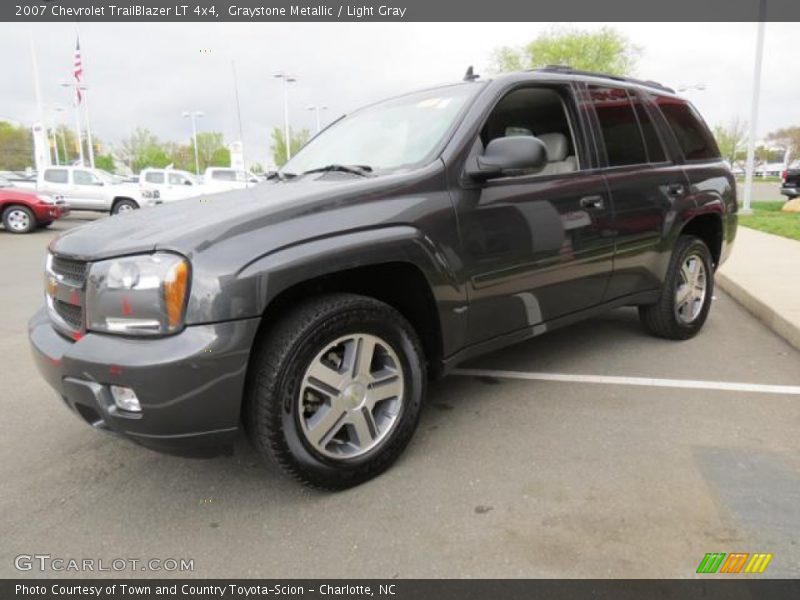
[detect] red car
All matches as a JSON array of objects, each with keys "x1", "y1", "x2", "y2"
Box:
[{"x1": 0, "y1": 177, "x2": 69, "y2": 234}]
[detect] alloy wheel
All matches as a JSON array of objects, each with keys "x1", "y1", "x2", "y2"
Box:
[
  {"x1": 674, "y1": 254, "x2": 707, "y2": 324},
  {"x1": 298, "y1": 333, "x2": 405, "y2": 460}
]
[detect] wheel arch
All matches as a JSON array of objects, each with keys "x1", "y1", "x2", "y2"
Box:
[
  {"x1": 678, "y1": 211, "x2": 723, "y2": 268},
  {"x1": 232, "y1": 226, "x2": 464, "y2": 380}
]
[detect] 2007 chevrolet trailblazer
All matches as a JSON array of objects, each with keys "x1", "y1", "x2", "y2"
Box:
[{"x1": 29, "y1": 67, "x2": 736, "y2": 489}]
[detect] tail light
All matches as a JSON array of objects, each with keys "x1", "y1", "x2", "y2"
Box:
[{"x1": 781, "y1": 170, "x2": 787, "y2": 183}]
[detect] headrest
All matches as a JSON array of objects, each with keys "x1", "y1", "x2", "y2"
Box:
[{"x1": 538, "y1": 133, "x2": 568, "y2": 162}]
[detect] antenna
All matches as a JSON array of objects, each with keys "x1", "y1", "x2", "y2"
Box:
[{"x1": 463, "y1": 66, "x2": 480, "y2": 82}]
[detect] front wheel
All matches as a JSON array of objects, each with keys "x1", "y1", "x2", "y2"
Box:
[
  {"x1": 639, "y1": 235, "x2": 714, "y2": 340},
  {"x1": 111, "y1": 199, "x2": 138, "y2": 215},
  {"x1": 245, "y1": 293, "x2": 426, "y2": 490},
  {"x1": 2, "y1": 205, "x2": 36, "y2": 234}
]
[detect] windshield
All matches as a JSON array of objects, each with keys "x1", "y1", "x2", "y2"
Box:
[
  {"x1": 95, "y1": 170, "x2": 120, "y2": 184},
  {"x1": 281, "y1": 84, "x2": 479, "y2": 176}
]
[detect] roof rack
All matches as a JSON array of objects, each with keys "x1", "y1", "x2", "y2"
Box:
[{"x1": 532, "y1": 65, "x2": 675, "y2": 94}]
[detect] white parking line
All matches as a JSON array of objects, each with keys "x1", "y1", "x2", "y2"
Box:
[{"x1": 451, "y1": 368, "x2": 800, "y2": 396}]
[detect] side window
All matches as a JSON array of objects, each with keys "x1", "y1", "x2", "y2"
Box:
[
  {"x1": 629, "y1": 93, "x2": 666, "y2": 162},
  {"x1": 145, "y1": 172, "x2": 165, "y2": 184},
  {"x1": 589, "y1": 86, "x2": 648, "y2": 167},
  {"x1": 652, "y1": 96, "x2": 720, "y2": 160},
  {"x1": 212, "y1": 170, "x2": 236, "y2": 181},
  {"x1": 168, "y1": 173, "x2": 185, "y2": 185},
  {"x1": 43, "y1": 169, "x2": 68, "y2": 184},
  {"x1": 479, "y1": 86, "x2": 581, "y2": 177},
  {"x1": 73, "y1": 170, "x2": 97, "y2": 185}
]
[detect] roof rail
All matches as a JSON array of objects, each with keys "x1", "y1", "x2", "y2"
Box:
[{"x1": 532, "y1": 65, "x2": 675, "y2": 94}]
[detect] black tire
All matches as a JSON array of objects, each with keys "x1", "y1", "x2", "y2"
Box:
[
  {"x1": 2, "y1": 205, "x2": 36, "y2": 234},
  {"x1": 244, "y1": 293, "x2": 426, "y2": 490},
  {"x1": 111, "y1": 198, "x2": 138, "y2": 215},
  {"x1": 639, "y1": 235, "x2": 714, "y2": 340}
]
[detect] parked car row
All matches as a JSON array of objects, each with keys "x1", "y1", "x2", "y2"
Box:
[
  {"x1": 138, "y1": 167, "x2": 260, "y2": 201},
  {"x1": 2, "y1": 164, "x2": 263, "y2": 234},
  {"x1": 0, "y1": 175, "x2": 69, "y2": 234}
]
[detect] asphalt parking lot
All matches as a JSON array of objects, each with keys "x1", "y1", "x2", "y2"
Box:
[{"x1": 2, "y1": 214, "x2": 799, "y2": 578}]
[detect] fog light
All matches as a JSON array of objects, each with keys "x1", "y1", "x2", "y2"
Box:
[{"x1": 110, "y1": 385, "x2": 141, "y2": 412}]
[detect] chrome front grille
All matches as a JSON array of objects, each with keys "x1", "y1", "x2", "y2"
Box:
[
  {"x1": 51, "y1": 256, "x2": 88, "y2": 287},
  {"x1": 46, "y1": 253, "x2": 88, "y2": 337},
  {"x1": 53, "y1": 299, "x2": 82, "y2": 330}
]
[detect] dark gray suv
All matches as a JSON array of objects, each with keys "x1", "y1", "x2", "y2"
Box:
[{"x1": 29, "y1": 67, "x2": 737, "y2": 489}]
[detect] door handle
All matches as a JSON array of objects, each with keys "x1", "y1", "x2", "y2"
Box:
[
  {"x1": 667, "y1": 183, "x2": 685, "y2": 197},
  {"x1": 579, "y1": 195, "x2": 605, "y2": 210}
]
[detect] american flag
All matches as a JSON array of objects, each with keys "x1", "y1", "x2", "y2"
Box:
[{"x1": 73, "y1": 37, "x2": 82, "y2": 104}]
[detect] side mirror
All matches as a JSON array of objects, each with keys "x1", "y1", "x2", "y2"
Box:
[{"x1": 467, "y1": 136, "x2": 547, "y2": 181}]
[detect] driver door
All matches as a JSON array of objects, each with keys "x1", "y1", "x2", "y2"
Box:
[
  {"x1": 72, "y1": 169, "x2": 107, "y2": 210},
  {"x1": 454, "y1": 84, "x2": 615, "y2": 345}
]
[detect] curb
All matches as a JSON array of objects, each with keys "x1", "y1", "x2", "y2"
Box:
[{"x1": 716, "y1": 272, "x2": 800, "y2": 352}]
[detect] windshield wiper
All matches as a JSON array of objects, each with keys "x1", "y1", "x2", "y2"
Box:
[
  {"x1": 301, "y1": 164, "x2": 373, "y2": 177},
  {"x1": 267, "y1": 171, "x2": 297, "y2": 181}
]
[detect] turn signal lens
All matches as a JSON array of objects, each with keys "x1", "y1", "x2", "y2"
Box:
[{"x1": 163, "y1": 259, "x2": 189, "y2": 329}]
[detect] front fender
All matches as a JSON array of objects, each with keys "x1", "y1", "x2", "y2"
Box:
[{"x1": 185, "y1": 226, "x2": 468, "y2": 355}]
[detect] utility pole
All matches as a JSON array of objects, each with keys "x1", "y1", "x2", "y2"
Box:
[
  {"x1": 183, "y1": 110, "x2": 205, "y2": 175},
  {"x1": 742, "y1": 0, "x2": 767, "y2": 215},
  {"x1": 274, "y1": 73, "x2": 297, "y2": 161}
]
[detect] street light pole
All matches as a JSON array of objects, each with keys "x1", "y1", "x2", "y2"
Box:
[
  {"x1": 182, "y1": 110, "x2": 204, "y2": 175},
  {"x1": 307, "y1": 105, "x2": 328, "y2": 133},
  {"x1": 742, "y1": 2, "x2": 767, "y2": 215},
  {"x1": 274, "y1": 73, "x2": 297, "y2": 161}
]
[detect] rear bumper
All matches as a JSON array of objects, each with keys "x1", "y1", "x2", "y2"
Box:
[
  {"x1": 780, "y1": 186, "x2": 798, "y2": 197},
  {"x1": 28, "y1": 308, "x2": 260, "y2": 456}
]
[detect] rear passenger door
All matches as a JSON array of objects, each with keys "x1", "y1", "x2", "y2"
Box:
[{"x1": 588, "y1": 85, "x2": 689, "y2": 299}]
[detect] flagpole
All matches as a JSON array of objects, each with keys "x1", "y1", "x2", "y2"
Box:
[
  {"x1": 83, "y1": 87, "x2": 95, "y2": 168},
  {"x1": 73, "y1": 94, "x2": 84, "y2": 166},
  {"x1": 75, "y1": 27, "x2": 95, "y2": 169}
]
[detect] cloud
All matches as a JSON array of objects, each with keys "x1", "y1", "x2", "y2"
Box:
[{"x1": 2, "y1": 22, "x2": 797, "y2": 168}]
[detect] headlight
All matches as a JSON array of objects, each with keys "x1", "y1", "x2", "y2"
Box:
[
  {"x1": 36, "y1": 194, "x2": 56, "y2": 204},
  {"x1": 86, "y1": 253, "x2": 190, "y2": 336}
]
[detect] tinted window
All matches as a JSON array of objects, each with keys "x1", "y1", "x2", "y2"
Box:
[
  {"x1": 145, "y1": 172, "x2": 165, "y2": 184},
  {"x1": 211, "y1": 170, "x2": 236, "y2": 181},
  {"x1": 630, "y1": 93, "x2": 666, "y2": 162},
  {"x1": 590, "y1": 86, "x2": 648, "y2": 166},
  {"x1": 653, "y1": 96, "x2": 720, "y2": 160},
  {"x1": 73, "y1": 170, "x2": 97, "y2": 185},
  {"x1": 43, "y1": 169, "x2": 68, "y2": 184}
]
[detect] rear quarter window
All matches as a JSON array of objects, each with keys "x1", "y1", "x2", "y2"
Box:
[
  {"x1": 652, "y1": 96, "x2": 720, "y2": 161},
  {"x1": 144, "y1": 172, "x2": 165, "y2": 184},
  {"x1": 43, "y1": 169, "x2": 68, "y2": 184}
]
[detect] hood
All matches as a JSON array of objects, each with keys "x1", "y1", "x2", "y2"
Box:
[{"x1": 50, "y1": 172, "x2": 427, "y2": 261}]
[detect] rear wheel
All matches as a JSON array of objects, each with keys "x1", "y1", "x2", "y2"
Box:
[
  {"x1": 639, "y1": 235, "x2": 714, "y2": 340},
  {"x1": 245, "y1": 293, "x2": 426, "y2": 490},
  {"x1": 111, "y1": 199, "x2": 138, "y2": 215},
  {"x1": 2, "y1": 205, "x2": 36, "y2": 234}
]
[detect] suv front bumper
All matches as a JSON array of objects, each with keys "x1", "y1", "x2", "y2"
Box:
[{"x1": 28, "y1": 308, "x2": 260, "y2": 456}]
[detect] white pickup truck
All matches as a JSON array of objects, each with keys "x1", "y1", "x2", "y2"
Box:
[
  {"x1": 38, "y1": 166, "x2": 160, "y2": 215},
  {"x1": 139, "y1": 168, "x2": 202, "y2": 202},
  {"x1": 202, "y1": 167, "x2": 261, "y2": 193}
]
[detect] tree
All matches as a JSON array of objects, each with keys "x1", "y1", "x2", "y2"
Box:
[
  {"x1": 713, "y1": 119, "x2": 748, "y2": 165},
  {"x1": 119, "y1": 127, "x2": 170, "y2": 173},
  {"x1": 0, "y1": 121, "x2": 33, "y2": 170},
  {"x1": 490, "y1": 26, "x2": 640, "y2": 76},
  {"x1": 270, "y1": 127, "x2": 310, "y2": 167},
  {"x1": 250, "y1": 162, "x2": 264, "y2": 175},
  {"x1": 194, "y1": 132, "x2": 231, "y2": 171},
  {"x1": 95, "y1": 154, "x2": 115, "y2": 172},
  {"x1": 766, "y1": 126, "x2": 800, "y2": 162}
]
